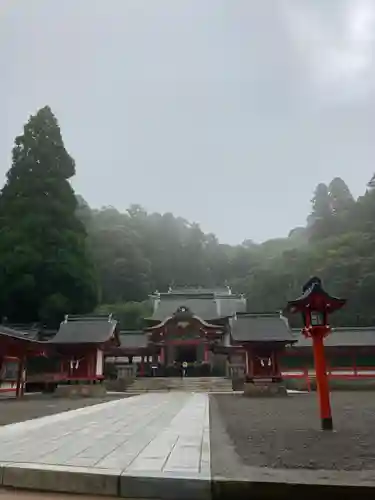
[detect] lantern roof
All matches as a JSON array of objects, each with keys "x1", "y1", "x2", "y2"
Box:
[{"x1": 286, "y1": 277, "x2": 346, "y2": 314}]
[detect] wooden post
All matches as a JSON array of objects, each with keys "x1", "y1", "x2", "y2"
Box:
[
  {"x1": 245, "y1": 348, "x2": 253, "y2": 380},
  {"x1": 352, "y1": 351, "x2": 357, "y2": 377},
  {"x1": 16, "y1": 356, "x2": 25, "y2": 398},
  {"x1": 139, "y1": 356, "x2": 145, "y2": 376},
  {"x1": 312, "y1": 330, "x2": 333, "y2": 430},
  {"x1": 203, "y1": 343, "x2": 209, "y2": 363}
]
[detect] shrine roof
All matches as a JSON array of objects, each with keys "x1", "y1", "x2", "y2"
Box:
[
  {"x1": 231, "y1": 313, "x2": 295, "y2": 343},
  {"x1": 219, "y1": 297, "x2": 246, "y2": 317},
  {"x1": 150, "y1": 294, "x2": 246, "y2": 322},
  {"x1": 151, "y1": 297, "x2": 220, "y2": 321},
  {"x1": 119, "y1": 331, "x2": 148, "y2": 349},
  {"x1": 49, "y1": 315, "x2": 118, "y2": 344},
  {"x1": 0, "y1": 325, "x2": 42, "y2": 342},
  {"x1": 291, "y1": 327, "x2": 375, "y2": 347}
]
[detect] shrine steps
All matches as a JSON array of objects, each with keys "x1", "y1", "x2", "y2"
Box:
[{"x1": 125, "y1": 376, "x2": 233, "y2": 393}]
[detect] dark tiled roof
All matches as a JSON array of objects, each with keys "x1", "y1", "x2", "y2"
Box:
[
  {"x1": 151, "y1": 297, "x2": 219, "y2": 321},
  {"x1": 156, "y1": 287, "x2": 233, "y2": 296},
  {"x1": 49, "y1": 315, "x2": 118, "y2": 344},
  {"x1": 291, "y1": 327, "x2": 375, "y2": 347},
  {"x1": 119, "y1": 331, "x2": 148, "y2": 349},
  {"x1": 151, "y1": 291, "x2": 247, "y2": 321},
  {"x1": 218, "y1": 297, "x2": 246, "y2": 317},
  {"x1": 231, "y1": 313, "x2": 295, "y2": 343},
  {"x1": 0, "y1": 325, "x2": 42, "y2": 343}
]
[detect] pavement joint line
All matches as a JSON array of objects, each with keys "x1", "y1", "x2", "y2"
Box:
[
  {"x1": 37, "y1": 407, "x2": 157, "y2": 464},
  {"x1": 92, "y1": 395, "x2": 189, "y2": 469},
  {"x1": 160, "y1": 435, "x2": 180, "y2": 473}
]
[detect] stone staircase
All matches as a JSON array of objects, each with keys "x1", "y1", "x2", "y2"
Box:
[{"x1": 125, "y1": 377, "x2": 233, "y2": 393}]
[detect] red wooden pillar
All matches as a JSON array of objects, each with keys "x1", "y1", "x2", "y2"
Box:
[
  {"x1": 203, "y1": 343, "x2": 209, "y2": 363},
  {"x1": 352, "y1": 351, "x2": 357, "y2": 376},
  {"x1": 16, "y1": 356, "x2": 25, "y2": 398},
  {"x1": 139, "y1": 356, "x2": 145, "y2": 376},
  {"x1": 160, "y1": 347, "x2": 165, "y2": 365},
  {"x1": 245, "y1": 348, "x2": 253, "y2": 379},
  {"x1": 271, "y1": 351, "x2": 277, "y2": 378},
  {"x1": 312, "y1": 330, "x2": 333, "y2": 431}
]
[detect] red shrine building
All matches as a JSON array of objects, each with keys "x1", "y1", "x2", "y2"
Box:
[
  {"x1": 0, "y1": 315, "x2": 120, "y2": 397},
  {"x1": 109, "y1": 287, "x2": 296, "y2": 380},
  {"x1": 0, "y1": 325, "x2": 47, "y2": 397}
]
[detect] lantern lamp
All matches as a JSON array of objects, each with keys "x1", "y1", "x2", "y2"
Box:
[{"x1": 286, "y1": 277, "x2": 346, "y2": 431}]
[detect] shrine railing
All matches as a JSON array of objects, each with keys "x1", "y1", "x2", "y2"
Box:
[{"x1": 282, "y1": 366, "x2": 375, "y2": 391}]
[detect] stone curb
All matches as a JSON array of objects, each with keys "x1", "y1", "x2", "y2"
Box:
[
  {"x1": 2, "y1": 463, "x2": 375, "y2": 499},
  {"x1": 120, "y1": 472, "x2": 211, "y2": 499},
  {"x1": 0, "y1": 464, "x2": 211, "y2": 499},
  {"x1": 1, "y1": 463, "x2": 120, "y2": 497}
]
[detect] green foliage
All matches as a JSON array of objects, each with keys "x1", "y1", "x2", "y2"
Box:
[
  {"x1": 328, "y1": 177, "x2": 354, "y2": 215},
  {"x1": 0, "y1": 106, "x2": 98, "y2": 323},
  {"x1": 95, "y1": 301, "x2": 152, "y2": 330},
  {"x1": 1, "y1": 108, "x2": 373, "y2": 329}
]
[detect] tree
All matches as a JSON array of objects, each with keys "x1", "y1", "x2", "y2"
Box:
[
  {"x1": 0, "y1": 106, "x2": 98, "y2": 323},
  {"x1": 308, "y1": 183, "x2": 333, "y2": 240},
  {"x1": 328, "y1": 177, "x2": 355, "y2": 215}
]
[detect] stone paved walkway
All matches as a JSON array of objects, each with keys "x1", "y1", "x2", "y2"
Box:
[
  {"x1": 0, "y1": 393, "x2": 210, "y2": 498},
  {"x1": 0, "y1": 393, "x2": 209, "y2": 476}
]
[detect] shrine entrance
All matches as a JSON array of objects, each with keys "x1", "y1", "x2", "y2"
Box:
[{"x1": 175, "y1": 345, "x2": 197, "y2": 364}]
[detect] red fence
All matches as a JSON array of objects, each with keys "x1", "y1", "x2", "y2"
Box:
[{"x1": 282, "y1": 367, "x2": 375, "y2": 391}]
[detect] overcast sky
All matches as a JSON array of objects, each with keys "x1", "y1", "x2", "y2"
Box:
[{"x1": 1, "y1": 0, "x2": 375, "y2": 243}]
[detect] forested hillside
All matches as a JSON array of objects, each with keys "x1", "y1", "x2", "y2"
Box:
[
  {"x1": 82, "y1": 174, "x2": 375, "y2": 327},
  {"x1": 1, "y1": 107, "x2": 374, "y2": 328}
]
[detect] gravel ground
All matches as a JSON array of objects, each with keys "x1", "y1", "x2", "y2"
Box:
[
  {"x1": 0, "y1": 393, "x2": 132, "y2": 426},
  {"x1": 211, "y1": 392, "x2": 375, "y2": 471}
]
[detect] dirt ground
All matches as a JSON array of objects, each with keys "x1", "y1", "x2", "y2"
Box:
[
  {"x1": 211, "y1": 392, "x2": 375, "y2": 471},
  {"x1": 0, "y1": 393, "x2": 132, "y2": 426}
]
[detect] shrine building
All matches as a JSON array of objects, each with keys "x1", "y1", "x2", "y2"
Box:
[
  {"x1": 109, "y1": 287, "x2": 295, "y2": 379},
  {"x1": 1, "y1": 315, "x2": 120, "y2": 398}
]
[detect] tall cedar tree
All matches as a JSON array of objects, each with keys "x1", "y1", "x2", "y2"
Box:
[
  {"x1": 0, "y1": 106, "x2": 98, "y2": 323},
  {"x1": 307, "y1": 183, "x2": 334, "y2": 240}
]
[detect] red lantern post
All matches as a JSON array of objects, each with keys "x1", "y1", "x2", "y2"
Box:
[{"x1": 286, "y1": 277, "x2": 346, "y2": 431}]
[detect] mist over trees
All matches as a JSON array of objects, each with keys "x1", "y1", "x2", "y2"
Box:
[{"x1": 1, "y1": 107, "x2": 375, "y2": 328}]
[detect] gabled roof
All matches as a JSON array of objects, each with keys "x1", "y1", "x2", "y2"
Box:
[
  {"x1": 0, "y1": 325, "x2": 42, "y2": 343},
  {"x1": 231, "y1": 313, "x2": 295, "y2": 343},
  {"x1": 49, "y1": 315, "x2": 119, "y2": 345},
  {"x1": 118, "y1": 331, "x2": 148, "y2": 349},
  {"x1": 218, "y1": 296, "x2": 246, "y2": 317},
  {"x1": 291, "y1": 327, "x2": 375, "y2": 347},
  {"x1": 146, "y1": 305, "x2": 224, "y2": 332},
  {"x1": 150, "y1": 288, "x2": 246, "y2": 321},
  {"x1": 151, "y1": 296, "x2": 219, "y2": 321}
]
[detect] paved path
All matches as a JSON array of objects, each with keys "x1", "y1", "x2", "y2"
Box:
[{"x1": 0, "y1": 393, "x2": 210, "y2": 499}]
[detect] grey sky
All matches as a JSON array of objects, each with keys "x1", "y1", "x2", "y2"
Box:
[{"x1": 1, "y1": 0, "x2": 375, "y2": 244}]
